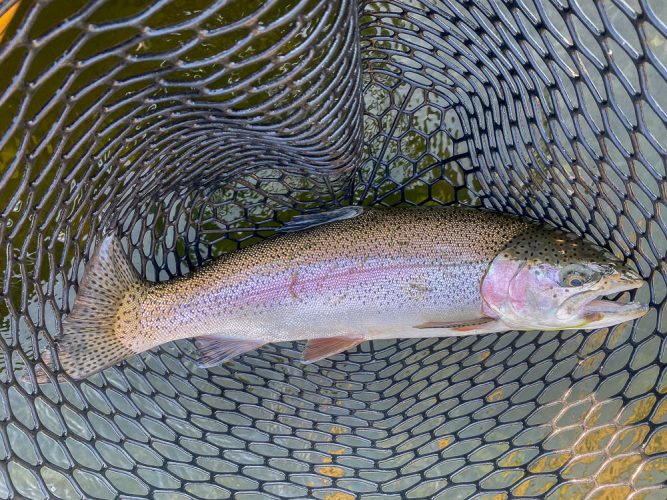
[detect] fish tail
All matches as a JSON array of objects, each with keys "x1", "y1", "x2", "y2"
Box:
[{"x1": 57, "y1": 234, "x2": 144, "y2": 380}]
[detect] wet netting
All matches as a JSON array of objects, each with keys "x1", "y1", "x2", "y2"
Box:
[{"x1": 0, "y1": 0, "x2": 665, "y2": 498}]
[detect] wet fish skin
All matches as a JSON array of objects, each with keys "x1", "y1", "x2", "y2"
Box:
[
  {"x1": 135, "y1": 207, "x2": 531, "y2": 349},
  {"x1": 56, "y1": 206, "x2": 646, "y2": 379}
]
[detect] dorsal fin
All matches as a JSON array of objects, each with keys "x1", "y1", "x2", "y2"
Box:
[{"x1": 280, "y1": 206, "x2": 364, "y2": 233}]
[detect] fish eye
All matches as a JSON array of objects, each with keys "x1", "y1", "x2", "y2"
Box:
[
  {"x1": 558, "y1": 265, "x2": 598, "y2": 287},
  {"x1": 565, "y1": 275, "x2": 584, "y2": 287}
]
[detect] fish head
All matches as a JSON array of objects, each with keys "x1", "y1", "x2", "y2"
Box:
[{"x1": 481, "y1": 226, "x2": 648, "y2": 331}]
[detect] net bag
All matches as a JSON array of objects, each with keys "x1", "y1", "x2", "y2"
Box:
[{"x1": 0, "y1": 0, "x2": 665, "y2": 498}]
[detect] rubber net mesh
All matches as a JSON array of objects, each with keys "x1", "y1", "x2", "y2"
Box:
[{"x1": 0, "y1": 0, "x2": 665, "y2": 498}]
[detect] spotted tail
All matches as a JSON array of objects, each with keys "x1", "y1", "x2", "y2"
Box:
[{"x1": 57, "y1": 234, "x2": 144, "y2": 379}]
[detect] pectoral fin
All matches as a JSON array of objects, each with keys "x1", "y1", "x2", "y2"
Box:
[
  {"x1": 413, "y1": 317, "x2": 496, "y2": 332},
  {"x1": 302, "y1": 336, "x2": 364, "y2": 363},
  {"x1": 193, "y1": 336, "x2": 265, "y2": 368}
]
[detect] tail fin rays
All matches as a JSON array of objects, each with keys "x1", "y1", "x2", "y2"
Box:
[{"x1": 57, "y1": 234, "x2": 143, "y2": 379}]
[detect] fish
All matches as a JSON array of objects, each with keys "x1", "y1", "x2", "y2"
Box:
[{"x1": 55, "y1": 206, "x2": 648, "y2": 380}]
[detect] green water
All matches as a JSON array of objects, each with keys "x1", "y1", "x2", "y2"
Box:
[
  {"x1": 0, "y1": 0, "x2": 665, "y2": 498},
  {"x1": 0, "y1": 0, "x2": 660, "y2": 399},
  {"x1": 0, "y1": 3, "x2": 472, "y2": 495}
]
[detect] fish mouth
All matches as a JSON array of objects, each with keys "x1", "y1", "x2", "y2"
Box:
[
  {"x1": 582, "y1": 298, "x2": 648, "y2": 316},
  {"x1": 578, "y1": 278, "x2": 648, "y2": 327}
]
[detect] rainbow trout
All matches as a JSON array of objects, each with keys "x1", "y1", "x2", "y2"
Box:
[{"x1": 57, "y1": 207, "x2": 647, "y2": 379}]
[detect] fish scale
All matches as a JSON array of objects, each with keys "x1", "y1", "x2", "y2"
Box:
[
  {"x1": 56, "y1": 206, "x2": 646, "y2": 379},
  {"x1": 136, "y1": 207, "x2": 531, "y2": 346}
]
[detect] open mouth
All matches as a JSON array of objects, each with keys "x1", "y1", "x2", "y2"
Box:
[
  {"x1": 583, "y1": 298, "x2": 648, "y2": 315},
  {"x1": 581, "y1": 279, "x2": 648, "y2": 320}
]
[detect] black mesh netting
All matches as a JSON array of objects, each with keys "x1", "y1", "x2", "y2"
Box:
[{"x1": 0, "y1": 0, "x2": 665, "y2": 498}]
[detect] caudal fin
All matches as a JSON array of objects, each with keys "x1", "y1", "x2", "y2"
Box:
[{"x1": 57, "y1": 234, "x2": 144, "y2": 380}]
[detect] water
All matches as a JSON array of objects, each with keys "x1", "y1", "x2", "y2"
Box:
[{"x1": 0, "y1": 0, "x2": 665, "y2": 498}]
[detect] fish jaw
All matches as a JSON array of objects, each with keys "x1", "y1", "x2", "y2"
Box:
[
  {"x1": 516, "y1": 273, "x2": 648, "y2": 331},
  {"x1": 576, "y1": 298, "x2": 648, "y2": 329},
  {"x1": 561, "y1": 274, "x2": 648, "y2": 330}
]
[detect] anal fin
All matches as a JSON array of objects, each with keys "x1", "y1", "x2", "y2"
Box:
[
  {"x1": 193, "y1": 336, "x2": 264, "y2": 368},
  {"x1": 302, "y1": 336, "x2": 364, "y2": 363}
]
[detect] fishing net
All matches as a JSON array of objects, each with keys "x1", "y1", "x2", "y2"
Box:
[{"x1": 0, "y1": 0, "x2": 665, "y2": 498}]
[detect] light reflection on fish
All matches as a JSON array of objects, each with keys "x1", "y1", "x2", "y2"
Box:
[{"x1": 56, "y1": 206, "x2": 647, "y2": 380}]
